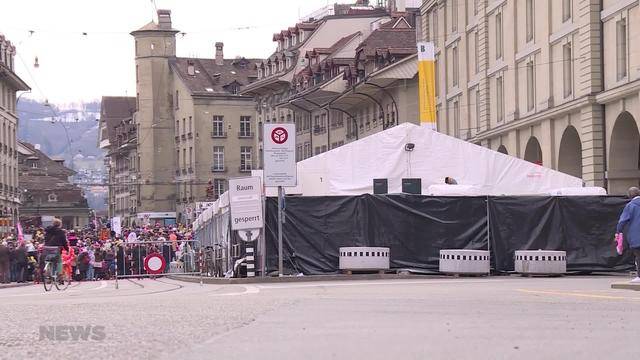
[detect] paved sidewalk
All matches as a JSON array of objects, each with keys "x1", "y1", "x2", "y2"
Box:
[{"x1": 0, "y1": 282, "x2": 33, "y2": 290}]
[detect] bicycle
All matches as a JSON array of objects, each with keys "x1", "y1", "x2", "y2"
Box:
[{"x1": 41, "y1": 246, "x2": 71, "y2": 291}]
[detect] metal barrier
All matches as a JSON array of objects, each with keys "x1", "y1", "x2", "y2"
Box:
[{"x1": 114, "y1": 239, "x2": 203, "y2": 289}]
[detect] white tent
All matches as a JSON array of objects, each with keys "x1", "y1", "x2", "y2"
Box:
[{"x1": 255, "y1": 123, "x2": 584, "y2": 196}]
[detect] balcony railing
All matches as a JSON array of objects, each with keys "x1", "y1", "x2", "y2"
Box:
[
  {"x1": 211, "y1": 131, "x2": 227, "y2": 138},
  {"x1": 313, "y1": 126, "x2": 326, "y2": 135},
  {"x1": 238, "y1": 131, "x2": 254, "y2": 138}
]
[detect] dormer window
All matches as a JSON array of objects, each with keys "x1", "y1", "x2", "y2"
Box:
[
  {"x1": 48, "y1": 193, "x2": 58, "y2": 202},
  {"x1": 292, "y1": 34, "x2": 297, "y2": 45},
  {"x1": 258, "y1": 69, "x2": 263, "y2": 78}
]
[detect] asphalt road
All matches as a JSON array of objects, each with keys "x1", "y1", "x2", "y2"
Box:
[{"x1": 0, "y1": 275, "x2": 638, "y2": 360}]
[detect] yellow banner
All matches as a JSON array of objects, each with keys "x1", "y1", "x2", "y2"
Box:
[{"x1": 417, "y1": 42, "x2": 437, "y2": 130}]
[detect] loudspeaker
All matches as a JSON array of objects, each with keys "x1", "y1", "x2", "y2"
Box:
[
  {"x1": 402, "y1": 178, "x2": 422, "y2": 194},
  {"x1": 373, "y1": 178, "x2": 388, "y2": 194}
]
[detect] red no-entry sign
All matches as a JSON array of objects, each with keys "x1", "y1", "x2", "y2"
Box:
[{"x1": 144, "y1": 253, "x2": 166, "y2": 274}]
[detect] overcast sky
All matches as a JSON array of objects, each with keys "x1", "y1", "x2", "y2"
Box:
[{"x1": 1, "y1": 0, "x2": 346, "y2": 104}]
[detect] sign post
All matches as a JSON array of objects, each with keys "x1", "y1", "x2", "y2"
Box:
[
  {"x1": 263, "y1": 123, "x2": 297, "y2": 277},
  {"x1": 229, "y1": 176, "x2": 264, "y2": 277}
]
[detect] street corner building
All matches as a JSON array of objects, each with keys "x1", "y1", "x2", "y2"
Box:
[
  {"x1": 419, "y1": 0, "x2": 640, "y2": 194},
  {"x1": 101, "y1": 9, "x2": 263, "y2": 226},
  {"x1": 241, "y1": 0, "x2": 424, "y2": 166},
  {"x1": 0, "y1": 32, "x2": 29, "y2": 236},
  {"x1": 98, "y1": 96, "x2": 137, "y2": 227},
  {"x1": 17, "y1": 142, "x2": 91, "y2": 230}
]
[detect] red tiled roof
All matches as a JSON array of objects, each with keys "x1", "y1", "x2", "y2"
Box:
[{"x1": 171, "y1": 57, "x2": 261, "y2": 95}]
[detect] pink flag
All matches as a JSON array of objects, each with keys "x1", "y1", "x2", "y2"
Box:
[{"x1": 17, "y1": 222, "x2": 24, "y2": 246}]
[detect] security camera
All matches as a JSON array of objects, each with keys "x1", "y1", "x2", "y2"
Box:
[{"x1": 404, "y1": 143, "x2": 415, "y2": 152}]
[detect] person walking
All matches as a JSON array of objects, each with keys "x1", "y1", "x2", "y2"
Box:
[
  {"x1": 617, "y1": 187, "x2": 640, "y2": 283},
  {"x1": 0, "y1": 241, "x2": 10, "y2": 283},
  {"x1": 13, "y1": 242, "x2": 27, "y2": 283}
]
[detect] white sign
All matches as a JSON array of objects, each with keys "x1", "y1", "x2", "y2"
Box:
[
  {"x1": 263, "y1": 123, "x2": 297, "y2": 187},
  {"x1": 111, "y1": 216, "x2": 122, "y2": 236},
  {"x1": 228, "y1": 177, "x2": 264, "y2": 231}
]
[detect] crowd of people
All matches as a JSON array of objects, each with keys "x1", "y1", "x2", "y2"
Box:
[{"x1": 0, "y1": 219, "x2": 196, "y2": 284}]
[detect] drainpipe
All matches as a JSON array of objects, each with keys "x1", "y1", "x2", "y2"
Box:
[{"x1": 599, "y1": 2, "x2": 608, "y2": 191}]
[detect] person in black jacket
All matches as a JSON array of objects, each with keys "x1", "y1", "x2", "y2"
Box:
[
  {"x1": 13, "y1": 243, "x2": 27, "y2": 283},
  {"x1": 43, "y1": 219, "x2": 69, "y2": 251},
  {"x1": 41, "y1": 219, "x2": 68, "y2": 277}
]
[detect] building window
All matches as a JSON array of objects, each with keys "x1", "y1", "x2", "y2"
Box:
[
  {"x1": 451, "y1": 0, "x2": 458, "y2": 32},
  {"x1": 433, "y1": 9, "x2": 438, "y2": 45},
  {"x1": 475, "y1": 88, "x2": 481, "y2": 131},
  {"x1": 182, "y1": 118, "x2": 186, "y2": 134},
  {"x1": 188, "y1": 116, "x2": 192, "y2": 133},
  {"x1": 240, "y1": 116, "x2": 252, "y2": 137},
  {"x1": 496, "y1": 13, "x2": 503, "y2": 60},
  {"x1": 175, "y1": 90, "x2": 179, "y2": 109},
  {"x1": 497, "y1": 76, "x2": 504, "y2": 122},
  {"x1": 563, "y1": 42, "x2": 572, "y2": 98},
  {"x1": 452, "y1": 46, "x2": 459, "y2": 87},
  {"x1": 616, "y1": 19, "x2": 627, "y2": 81},
  {"x1": 562, "y1": 0, "x2": 571, "y2": 23},
  {"x1": 213, "y1": 146, "x2": 224, "y2": 171},
  {"x1": 527, "y1": 60, "x2": 535, "y2": 112},
  {"x1": 240, "y1": 146, "x2": 252, "y2": 171},
  {"x1": 435, "y1": 56, "x2": 439, "y2": 97},
  {"x1": 213, "y1": 179, "x2": 225, "y2": 199},
  {"x1": 474, "y1": 32, "x2": 480, "y2": 74},
  {"x1": 453, "y1": 100, "x2": 460, "y2": 138},
  {"x1": 304, "y1": 142, "x2": 311, "y2": 159},
  {"x1": 526, "y1": 0, "x2": 534, "y2": 43},
  {"x1": 212, "y1": 116, "x2": 224, "y2": 137},
  {"x1": 136, "y1": 65, "x2": 139, "y2": 83},
  {"x1": 473, "y1": 0, "x2": 478, "y2": 15}
]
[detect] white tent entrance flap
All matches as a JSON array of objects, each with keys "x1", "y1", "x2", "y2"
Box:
[{"x1": 293, "y1": 123, "x2": 583, "y2": 196}]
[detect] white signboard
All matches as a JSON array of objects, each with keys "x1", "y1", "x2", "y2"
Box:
[
  {"x1": 111, "y1": 216, "x2": 122, "y2": 236},
  {"x1": 263, "y1": 123, "x2": 297, "y2": 187},
  {"x1": 228, "y1": 177, "x2": 264, "y2": 231}
]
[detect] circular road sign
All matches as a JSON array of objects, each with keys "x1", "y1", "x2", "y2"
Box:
[
  {"x1": 144, "y1": 253, "x2": 166, "y2": 274},
  {"x1": 271, "y1": 127, "x2": 288, "y2": 144}
]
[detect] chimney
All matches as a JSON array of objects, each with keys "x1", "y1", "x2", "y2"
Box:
[
  {"x1": 396, "y1": 0, "x2": 406, "y2": 12},
  {"x1": 215, "y1": 42, "x2": 224, "y2": 66},
  {"x1": 157, "y1": 9, "x2": 172, "y2": 29}
]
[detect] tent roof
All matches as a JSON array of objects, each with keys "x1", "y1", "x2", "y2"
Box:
[{"x1": 295, "y1": 123, "x2": 583, "y2": 196}]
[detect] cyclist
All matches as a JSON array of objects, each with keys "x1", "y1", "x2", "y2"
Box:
[{"x1": 42, "y1": 219, "x2": 69, "y2": 282}]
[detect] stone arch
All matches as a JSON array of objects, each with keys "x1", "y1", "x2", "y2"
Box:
[
  {"x1": 558, "y1": 125, "x2": 582, "y2": 178},
  {"x1": 524, "y1": 137, "x2": 543, "y2": 165},
  {"x1": 497, "y1": 145, "x2": 508, "y2": 155},
  {"x1": 609, "y1": 111, "x2": 640, "y2": 194}
]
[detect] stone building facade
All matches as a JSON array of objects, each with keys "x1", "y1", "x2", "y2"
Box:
[
  {"x1": 0, "y1": 33, "x2": 29, "y2": 236},
  {"x1": 17, "y1": 142, "x2": 90, "y2": 230},
  {"x1": 420, "y1": 0, "x2": 640, "y2": 194},
  {"x1": 242, "y1": 1, "x2": 422, "y2": 167},
  {"x1": 128, "y1": 10, "x2": 260, "y2": 224},
  {"x1": 98, "y1": 96, "x2": 137, "y2": 226}
]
